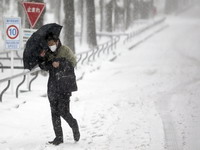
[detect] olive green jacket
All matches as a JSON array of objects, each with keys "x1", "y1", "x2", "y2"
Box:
[{"x1": 47, "y1": 45, "x2": 77, "y2": 67}]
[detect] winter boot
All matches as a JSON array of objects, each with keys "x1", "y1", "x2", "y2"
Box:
[
  {"x1": 72, "y1": 121, "x2": 80, "y2": 142},
  {"x1": 48, "y1": 137, "x2": 63, "y2": 145}
]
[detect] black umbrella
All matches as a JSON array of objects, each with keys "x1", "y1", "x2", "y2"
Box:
[
  {"x1": 23, "y1": 33, "x2": 49, "y2": 70},
  {"x1": 23, "y1": 23, "x2": 63, "y2": 70},
  {"x1": 35, "y1": 23, "x2": 62, "y2": 39}
]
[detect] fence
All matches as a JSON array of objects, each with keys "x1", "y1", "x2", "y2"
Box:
[
  {"x1": 0, "y1": 68, "x2": 40, "y2": 102},
  {"x1": 0, "y1": 34, "x2": 120, "y2": 102},
  {"x1": 123, "y1": 17, "x2": 166, "y2": 44},
  {"x1": 76, "y1": 35, "x2": 120, "y2": 65},
  {"x1": 0, "y1": 17, "x2": 166, "y2": 102}
]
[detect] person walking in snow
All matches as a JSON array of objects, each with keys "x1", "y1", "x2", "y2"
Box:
[{"x1": 39, "y1": 33, "x2": 80, "y2": 145}]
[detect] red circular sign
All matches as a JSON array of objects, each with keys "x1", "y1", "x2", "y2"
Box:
[{"x1": 6, "y1": 25, "x2": 19, "y2": 39}]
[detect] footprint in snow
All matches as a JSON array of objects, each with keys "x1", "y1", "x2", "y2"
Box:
[{"x1": 0, "y1": 140, "x2": 7, "y2": 144}]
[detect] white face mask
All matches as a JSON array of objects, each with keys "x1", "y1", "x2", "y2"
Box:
[{"x1": 49, "y1": 45, "x2": 57, "y2": 52}]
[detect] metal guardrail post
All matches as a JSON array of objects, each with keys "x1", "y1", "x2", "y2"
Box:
[
  {"x1": 75, "y1": 54, "x2": 82, "y2": 70},
  {"x1": 76, "y1": 54, "x2": 82, "y2": 65},
  {"x1": 88, "y1": 49, "x2": 96, "y2": 62},
  {"x1": 0, "y1": 62, "x2": 3, "y2": 72},
  {"x1": 107, "y1": 42, "x2": 111, "y2": 54},
  {"x1": 103, "y1": 42, "x2": 109, "y2": 54},
  {"x1": 16, "y1": 75, "x2": 26, "y2": 98},
  {"x1": 93, "y1": 46, "x2": 100, "y2": 61},
  {"x1": 28, "y1": 72, "x2": 39, "y2": 91},
  {"x1": 97, "y1": 44, "x2": 105, "y2": 57},
  {"x1": 81, "y1": 52, "x2": 89, "y2": 65},
  {"x1": 0, "y1": 68, "x2": 40, "y2": 102},
  {"x1": 0, "y1": 80, "x2": 11, "y2": 102},
  {"x1": 15, "y1": 51, "x2": 22, "y2": 59}
]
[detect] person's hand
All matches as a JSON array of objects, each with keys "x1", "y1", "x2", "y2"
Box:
[
  {"x1": 52, "y1": 61, "x2": 60, "y2": 68},
  {"x1": 40, "y1": 50, "x2": 46, "y2": 57}
]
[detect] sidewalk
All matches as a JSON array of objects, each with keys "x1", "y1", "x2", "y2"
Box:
[{"x1": 0, "y1": 19, "x2": 166, "y2": 150}]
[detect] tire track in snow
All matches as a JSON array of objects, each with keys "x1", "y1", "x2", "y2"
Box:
[
  {"x1": 156, "y1": 78, "x2": 200, "y2": 150},
  {"x1": 157, "y1": 94, "x2": 181, "y2": 150}
]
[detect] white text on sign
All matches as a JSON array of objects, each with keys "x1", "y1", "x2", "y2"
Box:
[{"x1": 27, "y1": 7, "x2": 41, "y2": 13}]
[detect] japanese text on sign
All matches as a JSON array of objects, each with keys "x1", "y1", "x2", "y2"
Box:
[{"x1": 27, "y1": 7, "x2": 41, "y2": 13}]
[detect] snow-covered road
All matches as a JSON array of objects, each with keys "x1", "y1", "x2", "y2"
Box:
[
  {"x1": 154, "y1": 7, "x2": 200, "y2": 150},
  {"x1": 0, "y1": 5, "x2": 200, "y2": 150}
]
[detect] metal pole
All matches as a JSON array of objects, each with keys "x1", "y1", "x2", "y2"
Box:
[{"x1": 10, "y1": 50, "x2": 14, "y2": 94}]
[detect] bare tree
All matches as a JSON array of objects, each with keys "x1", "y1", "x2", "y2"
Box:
[
  {"x1": 17, "y1": 1, "x2": 26, "y2": 28},
  {"x1": 0, "y1": 0, "x2": 3, "y2": 19},
  {"x1": 0, "y1": 0, "x2": 3, "y2": 14},
  {"x1": 0, "y1": 0, "x2": 3, "y2": 35},
  {"x1": 113, "y1": 0, "x2": 134, "y2": 31},
  {"x1": 140, "y1": 0, "x2": 149, "y2": 19},
  {"x1": 50, "y1": 0, "x2": 61, "y2": 24},
  {"x1": 113, "y1": 0, "x2": 124, "y2": 31},
  {"x1": 100, "y1": 0, "x2": 113, "y2": 32},
  {"x1": 124, "y1": 0, "x2": 133, "y2": 30},
  {"x1": 100, "y1": 0, "x2": 103, "y2": 32},
  {"x1": 63, "y1": 0, "x2": 75, "y2": 53},
  {"x1": 133, "y1": 0, "x2": 141, "y2": 20},
  {"x1": 6, "y1": 0, "x2": 10, "y2": 5},
  {"x1": 55, "y1": 0, "x2": 61, "y2": 24},
  {"x1": 165, "y1": 0, "x2": 178, "y2": 14},
  {"x1": 81, "y1": 0, "x2": 97, "y2": 48},
  {"x1": 79, "y1": 0, "x2": 84, "y2": 43}
]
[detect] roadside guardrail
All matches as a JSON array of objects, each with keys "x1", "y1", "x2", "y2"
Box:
[
  {"x1": 0, "y1": 68, "x2": 40, "y2": 102},
  {"x1": 0, "y1": 17, "x2": 166, "y2": 102},
  {"x1": 0, "y1": 34, "x2": 120, "y2": 102}
]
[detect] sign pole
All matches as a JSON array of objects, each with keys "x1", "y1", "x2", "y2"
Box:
[
  {"x1": 4, "y1": 17, "x2": 21, "y2": 94},
  {"x1": 10, "y1": 50, "x2": 14, "y2": 94}
]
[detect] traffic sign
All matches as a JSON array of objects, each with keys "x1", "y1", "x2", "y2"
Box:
[
  {"x1": 6, "y1": 25, "x2": 19, "y2": 39},
  {"x1": 4, "y1": 17, "x2": 21, "y2": 50},
  {"x1": 4, "y1": 18, "x2": 22, "y2": 92},
  {"x1": 22, "y1": 2, "x2": 46, "y2": 28}
]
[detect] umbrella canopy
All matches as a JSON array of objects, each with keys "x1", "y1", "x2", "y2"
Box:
[
  {"x1": 23, "y1": 33, "x2": 48, "y2": 70},
  {"x1": 23, "y1": 23, "x2": 63, "y2": 70},
  {"x1": 35, "y1": 23, "x2": 62, "y2": 39}
]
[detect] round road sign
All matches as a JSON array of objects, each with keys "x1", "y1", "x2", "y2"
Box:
[{"x1": 6, "y1": 25, "x2": 19, "y2": 39}]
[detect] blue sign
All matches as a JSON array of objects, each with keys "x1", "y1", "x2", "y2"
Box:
[{"x1": 4, "y1": 18, "x2": 21, "y2": 50}]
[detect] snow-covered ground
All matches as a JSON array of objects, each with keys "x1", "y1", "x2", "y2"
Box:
[{"x1": 1, "y1": 5, "x2": 200, "y2": 150}]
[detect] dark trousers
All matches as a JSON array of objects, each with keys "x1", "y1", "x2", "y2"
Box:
[{"x1": 48, "y1": 92, "x2": 78, "y2": 139}]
